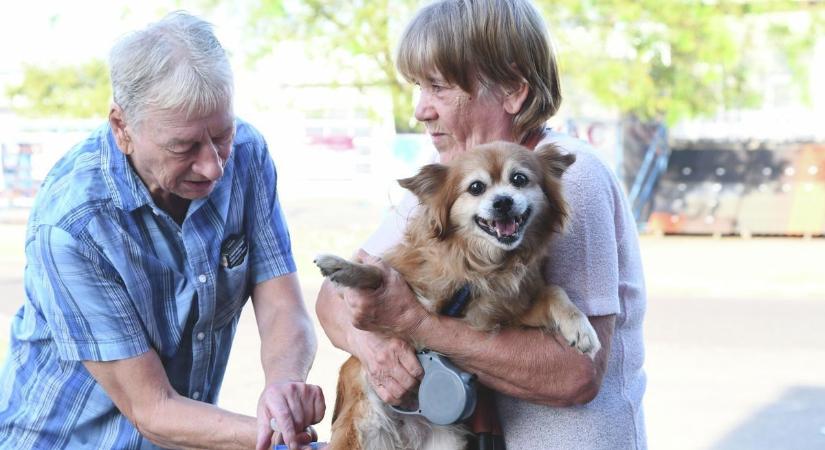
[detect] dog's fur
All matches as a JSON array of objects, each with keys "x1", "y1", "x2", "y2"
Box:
[{"x1": 316, "y1": 141, "x2": 600, "y2": 450}]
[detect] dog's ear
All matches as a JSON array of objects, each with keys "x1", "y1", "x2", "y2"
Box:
[
  {"x1": 398, "y1": 163, "x2": 449, "y2": 201},
  {"x1": 535, "y1": 143, "x2": 574, "y2": 232},
  {"x1": 398, "y1": 163, "x2": 452, "y2": 239},
  {"x1": 535, "y1": 143, "x2": 575, "y2": 179}
]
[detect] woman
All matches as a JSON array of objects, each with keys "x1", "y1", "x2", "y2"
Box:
[{"x1": 317, "y1": 1, "x2": 647, "y2": 448}]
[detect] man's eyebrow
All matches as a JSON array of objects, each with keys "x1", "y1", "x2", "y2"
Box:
[
  {"x1": 163, "y1": 125, "x2": 234, "y2": 148},
  {"x1": 164, "y1": 138, "x2": 194, "y2": 148},
  {"x1": 215, "y1": 125, "x2": 235, "y2": 137}
]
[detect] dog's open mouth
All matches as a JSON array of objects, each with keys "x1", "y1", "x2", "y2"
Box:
[{"x1": 474, "y1": 207, "x2": 532, "y2": 244}]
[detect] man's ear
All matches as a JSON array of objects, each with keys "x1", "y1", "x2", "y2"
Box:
[
  {"x1": 503, "y1": 79, "x2": 529, "y2": 115},
  {"x1": 109, "y1": 104, "x2": 133, "y2": 156}
]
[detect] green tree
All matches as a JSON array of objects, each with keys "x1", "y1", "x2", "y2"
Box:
[
  {"x1": 6, "y1": 59, "x2": 111, "y2": 118},
  {"x1": 539, "y1": 0, "x2": 825, "y2": 124},
  {"x1": 8, "y1": 2, "x2": 822, "y2": 127},
  {"x1": 244, "y1": 0, "x2": 422, "y2": 132},
  {"x1": 240, "y1": 0, "x2": 822, "y2": 128}
]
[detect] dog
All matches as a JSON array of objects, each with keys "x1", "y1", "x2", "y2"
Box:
[{"x1": 315, "y1": 141, "x2": 600, "y2": 450}]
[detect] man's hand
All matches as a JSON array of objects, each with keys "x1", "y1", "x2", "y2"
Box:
[
  {"x1": 350, "y1": 330, "x2": 423, "y2": 405},
  {"x1": 338, "y1": 250, "x2": 429, "y2": 337},
  {"x1": 255, "y1": 381, "x2": 325, "y2": 450}
]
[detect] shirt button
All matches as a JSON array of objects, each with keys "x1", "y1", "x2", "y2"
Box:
[
  {"x1": 198, "y1": 274, "x2": 207, "y2": 283},
  {"x1": 196, "y1": 332, "x2": 206, "y2": 341},
  {"x1": 192, "y1": 391, "x2": 200, "y2": 400},
  {"x1": 152, "y1": 208, "x2": 160, "y2": 216}
]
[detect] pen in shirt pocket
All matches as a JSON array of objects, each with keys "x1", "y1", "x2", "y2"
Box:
[{"x1": 220, "y1": 234, "x2": 247, "y2": 269}]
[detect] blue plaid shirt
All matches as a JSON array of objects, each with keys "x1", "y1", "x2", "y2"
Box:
[{"x1": 0, "y1": 119, "x2": 296, "y2": 449}]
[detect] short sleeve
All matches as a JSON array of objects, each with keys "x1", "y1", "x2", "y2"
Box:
[
  {"x1": 28, "y1": 225, "x2": 149, "y2": 361},
  {"x1": 545, "y1": 151, "x2": 622, "y2": 317},
  {"x1": 244, "y1": 138, "x2": 297, "y2": 285}
]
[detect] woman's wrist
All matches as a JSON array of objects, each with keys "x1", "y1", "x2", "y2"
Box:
[{"x1": 346, "y1": 327, "x2": 370, "y2": 359}]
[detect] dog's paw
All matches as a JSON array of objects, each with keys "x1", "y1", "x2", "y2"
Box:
[
  {"x1": 558, "y1": 311, "x2": 601, "y2": 359},
  {"x1": 313, "y1": 254, "x2": 383, "y2": 290},
  {"x1": 314, "y1": 254, "x2": 351, "y2": 278}
]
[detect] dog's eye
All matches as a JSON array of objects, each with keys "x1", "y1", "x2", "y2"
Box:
[
  {"x1": 511, "y1": 172, "x2": 529, "y2": 187},
  {"x1": 468, "y1": 181, "x2": 486, "y2": 196}
]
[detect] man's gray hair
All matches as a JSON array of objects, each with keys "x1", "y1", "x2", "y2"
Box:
[{"x1": 109, "y1": 11, "x2": 234, "y2": 128}]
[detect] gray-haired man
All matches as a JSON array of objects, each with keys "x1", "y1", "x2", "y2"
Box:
[{"x1": 0, "y1": 12, "x2": 323, "y2": 450}]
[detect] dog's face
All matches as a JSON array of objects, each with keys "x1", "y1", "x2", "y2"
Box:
[
  {"x1": 399, "y1": 141, "x2": 575, "y2": 253},
  {"x1": 452, "y1": 149, "x2": 545, "y2": 249}
]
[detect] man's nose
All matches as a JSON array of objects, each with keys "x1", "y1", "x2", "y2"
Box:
[{"x1": 193, "y1": 141, "x2": 224, "y2": 181}]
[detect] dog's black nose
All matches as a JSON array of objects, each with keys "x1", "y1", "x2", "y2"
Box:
[{"x1": 493, "y1": 196, "x2": 513, "y2": 213}]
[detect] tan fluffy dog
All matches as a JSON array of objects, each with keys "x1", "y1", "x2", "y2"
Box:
[{"x1": 315, "y1": 141, "x2": 600, "y2": 450}]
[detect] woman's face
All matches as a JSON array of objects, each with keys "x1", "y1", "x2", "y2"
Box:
[{"x1": 414, "y1": 71, "x2": 515, "y2": 162}]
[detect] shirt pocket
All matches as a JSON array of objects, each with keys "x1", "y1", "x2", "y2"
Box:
[{"x1": 214, "y1": 234, "x2": 251, "y2": 327}]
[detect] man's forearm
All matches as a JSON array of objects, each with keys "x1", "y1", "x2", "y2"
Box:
[
  {"x1": 84, "y1": 353, "x2": 258, "y2": 450},
  {"x1": 260, "y1": 313, "x2": 317, "y2": 384},
  {"x1": 252, "y1": 274, "x2": 318, "y2": 384},
  {"x1": 139, "y1": 394, "x2": 257, "y2": 450},
  {"x1": 410, "y1": 313, "x2": 614, "y2": 406}
]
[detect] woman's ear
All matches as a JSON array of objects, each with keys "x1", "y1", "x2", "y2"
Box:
[{"x1": 503, "y1": 80, "x2": 529, "y2": 115}]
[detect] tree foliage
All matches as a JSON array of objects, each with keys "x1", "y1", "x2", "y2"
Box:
[
  {"x1": 6, "y1": 2, "x2": 822, "y2": 127},
  {"x1": 240, "y1": 0, "x2": 823, "y2": 128},
  {"x1": 539, "y1": 0, "x2": 825, "y2": 124},
  {"x1": 6, "y1": 59, "x2": 111, "y2": 118},
  {"x1": 244, "y1": 0, "x2": 422, "y2": 132}
]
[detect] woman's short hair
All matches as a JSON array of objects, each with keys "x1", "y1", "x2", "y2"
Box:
[
  {"x1": 109, "y1": 11, "x2": 234, "y2": 128},
  {"x1": 397, "y1": 0, "x2": 561, "y2": 142}
]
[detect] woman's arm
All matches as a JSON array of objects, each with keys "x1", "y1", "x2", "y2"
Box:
[
  {"x1": 316, "y1": 277, "x2": 423, "y2": 404},
  {"x1": 334, "y1": 252, "x2": 615, "y2": 406}
]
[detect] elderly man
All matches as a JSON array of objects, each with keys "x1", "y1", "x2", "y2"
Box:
[{"x1": 0, "y1": 12, "x2": 323, "y2": 450}]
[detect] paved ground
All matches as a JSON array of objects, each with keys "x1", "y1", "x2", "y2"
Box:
[{"x1": 1, "y1": 200, "x2": 824, "y2": 449}]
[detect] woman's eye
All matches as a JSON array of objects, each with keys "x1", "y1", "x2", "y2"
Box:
[
  {"x1": 511, "y1": 172, "x2": 529, "y2": 187},
  {"x1": 468, "y1": 181, "x2": 486, "y2": 196}
]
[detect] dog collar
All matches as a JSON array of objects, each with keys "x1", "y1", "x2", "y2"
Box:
[{"x1": 440, "y1": 283, "x2": 472, "y2": 318}]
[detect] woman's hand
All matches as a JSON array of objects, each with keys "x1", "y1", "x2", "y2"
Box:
[
  {"x1": 338, "y1": 250, "x2": 429, "y2": 337},
  {"x1": 349, "y1": 329, "x2": 423, "y2": 405}
]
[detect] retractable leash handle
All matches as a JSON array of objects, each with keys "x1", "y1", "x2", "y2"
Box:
[
  {"x1": 391, "y1": 350, "x2": 478, "y2": 425},
  {"x1": 272, "y1": 425, "x2": 325, "y2": 449},
  {"x1": 273, "y1": 443, "x2": 324, "y2": 450}
]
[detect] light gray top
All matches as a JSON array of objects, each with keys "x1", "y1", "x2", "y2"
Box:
[{"x1": 363, "y1": 130, "x2": 647, "y2": 450}]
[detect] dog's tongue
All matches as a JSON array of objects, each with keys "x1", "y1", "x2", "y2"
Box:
[{"x1": 494, "y1": 218, "x2": 518, "y2": 237}]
